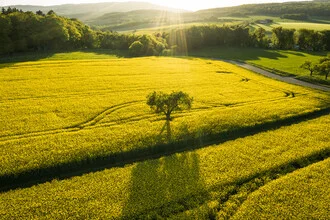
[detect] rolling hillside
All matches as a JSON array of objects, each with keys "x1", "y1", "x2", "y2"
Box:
[
  {"x1": 4, "y1": 1, "x2": 330, "y2": 31},
  {"x1": 89, "y1": 1, "x2": 330, "y2": 31},
  {"x1": 4, "y1": 2, "x2": 183, "y2": 21}
]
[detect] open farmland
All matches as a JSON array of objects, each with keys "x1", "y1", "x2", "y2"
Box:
[
  {"x1": 272, "y1": 22, "x2": 330, "y2": 31},
  {"x1": 0, "y1": 112, "x2": 329, "y2": 219},
  {"x1": 1, "y1": 53, "x2": 329, "y2": 185},
  {"x1": 233, "y1": 157, "x2": 330, "y2": 219},
  {"x1": 0, "y1": 52, "x2": 330, "y2": 218},
  {"x1": 251, "y1": 21, "x2": 330, "y2": 34}
]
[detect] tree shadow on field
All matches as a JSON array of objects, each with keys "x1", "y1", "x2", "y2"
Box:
[
  {"x1": 86, "y1": 49, "x2": 129, "y2": 58},
  {"x1": 158, "y1": 120, "x2": 172, "y2": 143},
  {"x1": 189, "y1": 47, "x2": 289, "y2": 61},
  {"x1": 121, "y1": 152, "x2": 207, "y2": 219},
  {"x1": 283, "y1": 51, "x2": 306, "y2": 57},
  {"x1": 0, "y1": 51, "x2": 56, "y2": 69},
  {"x1": 0, "y1": 49, "x2": 129, "y2": 69}
]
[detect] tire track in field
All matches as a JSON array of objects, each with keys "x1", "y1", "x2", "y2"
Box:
[
  {"x1": 0, "y1": 101, "x2": 144, "y2": 142},
  {"x1": 0, "y1": 94, "x2": 307, "y2": 142},
  {"x1": 212, "y1": 150, "x2": 330, "y2": 219},
  {"x1": 121, "y1": 148, "x2": 330, "y2": 219},
  {"x1": 65, "y1": 95, "x2": 300, "y2": 131},
  {"x1": 0, "y1": 88, "x2": 148, "y2": 104},
  {"x1": 73, "y1": 100, "x2": 143, "y2": 128},
  {"x1": 215, "y1": 60, "x2": 302, "y2": 97},
  {"x1": 0, "y1": 92, "x2": 316, "y2": 143},
  {"x1": 196, "y1": 94, "x2": 299, "y2": 109},
  {"x1": 1, "y1": 108, "x2": 329, "y2": 193}
]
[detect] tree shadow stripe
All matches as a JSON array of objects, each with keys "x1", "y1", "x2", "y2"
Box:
[{"x1": 0, "y1": 107, "x2": 329, "y2": 193}]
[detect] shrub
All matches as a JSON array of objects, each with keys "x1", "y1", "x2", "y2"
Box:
[{"x1": 129, "y1": 40, "x2": 144, "y2": 57}]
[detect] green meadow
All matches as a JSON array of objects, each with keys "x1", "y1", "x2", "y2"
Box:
[
  {"x1": 0, "y1": 51, "x2": 329, "y2": 218},
  {"x1": 191, "y1": 47, "x2": 330, "y2": 85},
  {"x1": 272, "y1": 22, "x2": 330, "y2": 31}
]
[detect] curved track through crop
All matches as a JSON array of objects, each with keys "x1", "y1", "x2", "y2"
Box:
[
  {"x1": 121, "y1": 148, "x2": 330, "y2": 219},
  {"x1": 0, "y1": 91, "x2": 305, "y2": 143},
  {"x1": 0, "y1": 101, "x2": 144, "y2": 142},
  {"x1": 1, "y1": 57, "x2": 330, "y2": 220}
]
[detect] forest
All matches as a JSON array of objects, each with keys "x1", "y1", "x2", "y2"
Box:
[{"x1": 1, "y1": 8, "x2": 330, "y2": 56}]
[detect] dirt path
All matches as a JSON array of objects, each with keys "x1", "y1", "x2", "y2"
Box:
[{"x1": 218, "y1": 59, "x2": 330, "y2": 92}]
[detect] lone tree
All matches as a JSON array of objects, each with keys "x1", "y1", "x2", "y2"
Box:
[
  {"x1": 147, "y1": 91, "x2": 193, "y2": 121},
  {"x1": 300, "y1": 60, "x2": 315, "y2": 76},
  {"x1": 316, "y1": 60, "x2": 330, "y2": 80}
]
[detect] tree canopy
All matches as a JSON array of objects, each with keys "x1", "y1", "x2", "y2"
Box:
[
  {"x1": 316, "y1": 57, "x2": 330, "y2": 80},
  {"x1": 300, "y1": 61, "x2": 315, "y2": 76},
  {"x1": 146, "y1": 91, "x2": 193, "y2": 121},
  {"x1": 300, "y1": 56, "x2": 330, "y2": 80}
]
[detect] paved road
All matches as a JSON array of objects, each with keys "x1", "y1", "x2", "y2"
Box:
[{"x1": 217, "y1": 59, "x2": 330, "y2": 92}]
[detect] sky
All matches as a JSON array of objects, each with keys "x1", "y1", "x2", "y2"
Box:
[{"x1": 0, "y1": 0, "x2": 311, "y2": 11}]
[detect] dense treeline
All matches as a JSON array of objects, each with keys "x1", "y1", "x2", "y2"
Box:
[
  {"x1": 272, "y1": 27, "x2": 330, "y2": 51},
  {"x1": 166, "y1": 25, "x2": 330, "y2": 53},
  {"x1": 0, "y1": 8, "x2": 329, "y2": 56},
  {"x1": 0, "y1": 8, "x2": 97, "y2": 53},
  {"x1": 0, "y1": 8, "x2": 168, "y2": 56}
]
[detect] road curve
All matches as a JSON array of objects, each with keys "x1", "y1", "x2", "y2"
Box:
[{"x1": 217, "y1": 59, "x2": 330, "y2": 92}]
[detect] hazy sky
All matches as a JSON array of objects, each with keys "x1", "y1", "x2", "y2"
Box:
[{"x1": 0, "y1": 0, "x2": 311, "y2": 11}]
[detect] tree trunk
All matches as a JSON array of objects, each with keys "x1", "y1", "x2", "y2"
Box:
[
  {"x1": 166, "y1": 120, "x2": 172, "y2": 142},
  {"x1": 166, "y1": 112, "x2": 171, "y2": 121}
]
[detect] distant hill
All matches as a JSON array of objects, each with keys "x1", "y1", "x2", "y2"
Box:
[
  {"x1": 90, "y1": 1, "x2": 330, "y2": 31},
  {"x1": 3, "y1": 1, "x2": 330, "y2": 32},
  {"x1": 194, "y1": 1, "x2": 330, "y2": 18},
  {"x1": 90, "y1": 9, "x2": 190, "y2": 31},
  {"x1": 3, "y1": 2, "x2": 184, "y2": 21}
]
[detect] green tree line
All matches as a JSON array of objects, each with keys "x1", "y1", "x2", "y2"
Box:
[
  {"x1": 0, "y1": 8, "x2": 97, "y2": 53},
  {"x1": 1, "y1": 8, "x2": 330, "y2": 56},
  {"x1": 272, "y1": 27, "x2": 330, "y2": 50}
]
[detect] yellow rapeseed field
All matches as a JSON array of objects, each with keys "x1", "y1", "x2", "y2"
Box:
[
  {"x1": 0, "y1": 56, "x2": 329, "y2": 179},
  {"x1": 0, "y1": 113, "x2": 329, "y2": 219},
  {"x1": 233, "y1": 157, "x2": 330, "y2": 219}
]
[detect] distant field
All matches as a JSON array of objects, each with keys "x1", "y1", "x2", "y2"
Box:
[
  {"x1": 252, "y1": 21, "x2": 330, "y2": 33},
  {"x1": 191, "y1": 47, "x2": 330, "y2": 85},
  {"x1": 1, "y1": 112, "x2": 329, "y2": 219},
  {"x1": 123, "y1": 22, "x2": 234, "y2": 34},
  {"x1": 272, "y1": 22, "x2": 330, "y2": 31},
  {"x1": 127, "y1": 21, "x2": 330, "y2": 35},
  {"x1": 0, "y1": 50, "x2": 128, "y2": 63},
  {"x1": 1, "y1": 53, "x2": 329, "y2": 184},
  {"x1": 119, "y1": 15, "x2": 330, "y2": 34}
]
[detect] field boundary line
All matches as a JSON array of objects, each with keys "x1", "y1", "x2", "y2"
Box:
[
  {"x1": 121, "y1": 148, "x2": 330, "y2": 219},
  {"x1": 214, "y1": 59, "x2": 330, "y2": 92},
  {"x1": 0, "y1": 95, "x2": 302, "y2": 142},
  {"x1": 1, "y1": 107, "x2": 330, "y2": 193}
]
